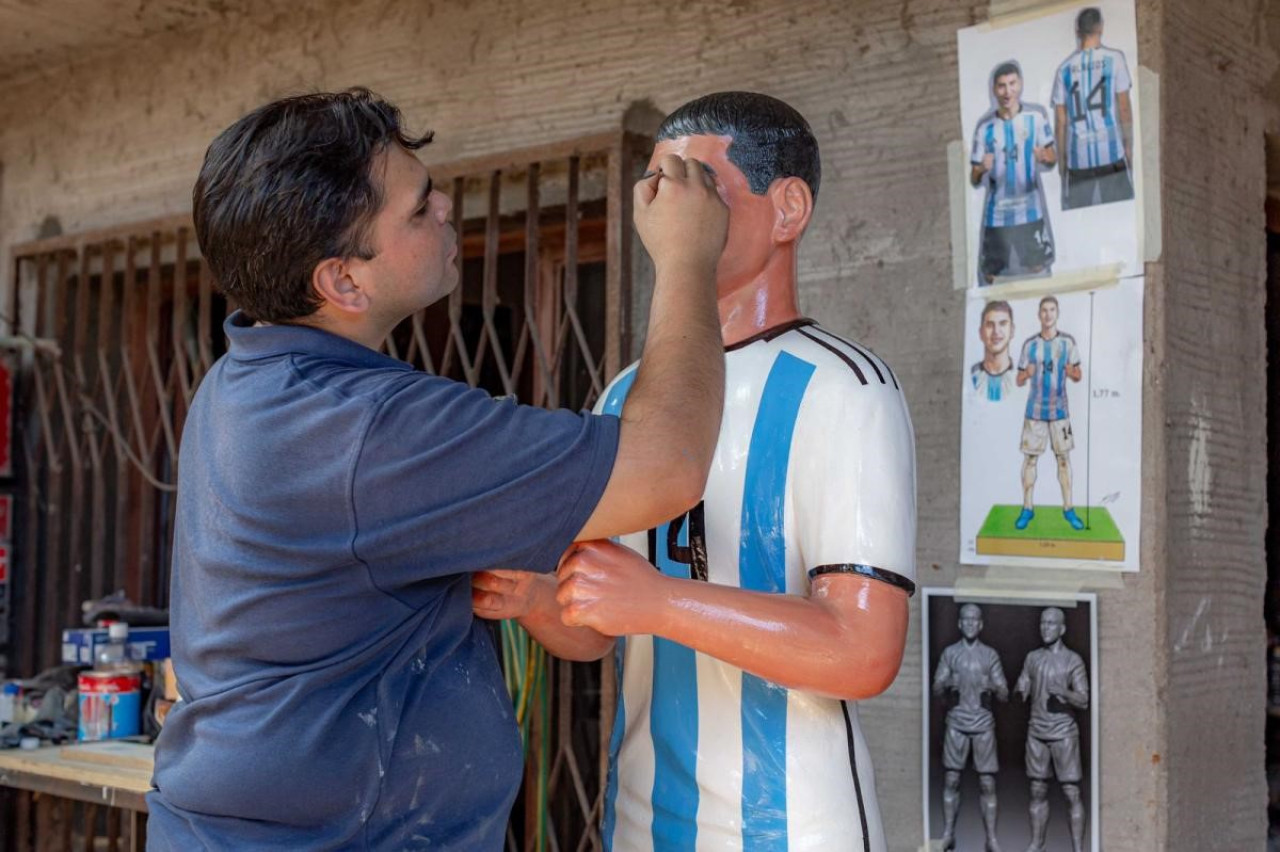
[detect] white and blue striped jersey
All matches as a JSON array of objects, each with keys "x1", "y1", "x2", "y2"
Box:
[
  {"x1": 595, "y1": 320, "x2": 917, "y2": 852},
  {"x1": 1018, "y1": 332, "x2": 1080, "y2": 421},
  {"x1": 971, "y1": 362, "x2": 1016, "y2": 403},
  {"x1": 971, "y1": 106, "x2": 1055, "y2": 228},
  {"x1": 1051, "y1": 47, "x2": 1133, "y2": 171}
]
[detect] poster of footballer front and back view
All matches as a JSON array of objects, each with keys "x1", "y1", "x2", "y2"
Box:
[{"x1": 956, "y1": 0, "x2": 1145, "y2": 575}]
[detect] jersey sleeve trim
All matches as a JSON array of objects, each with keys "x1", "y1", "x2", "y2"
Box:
[{"x1": 808, "y1": 563, "x2": 917, "y2": 596}]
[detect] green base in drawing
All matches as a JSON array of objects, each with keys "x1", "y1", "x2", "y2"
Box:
[{"x1": 976, "y1": 504, "x2": 1124, "y2": 561}]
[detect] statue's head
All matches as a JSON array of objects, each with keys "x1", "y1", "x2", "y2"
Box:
[
  {"x1": 649, "y1": 92, "x2": 820, "y2": 299},
  {"x1": 958, "y1": 603, "x2": 984, "y2": 640},
  {"x1": 1040, "y1": 607, "x2": 1067, "y2": 645}
]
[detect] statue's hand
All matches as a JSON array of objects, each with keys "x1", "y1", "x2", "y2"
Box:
[{"x1": 557, "y1": 540, "x2": 670, "y2": 637}]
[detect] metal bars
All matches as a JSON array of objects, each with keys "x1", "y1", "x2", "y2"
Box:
[{"x1": 9, "y1": 222, "x2": 215, "y2": 676}]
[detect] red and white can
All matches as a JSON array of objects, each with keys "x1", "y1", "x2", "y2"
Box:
[{"x1": 77, "y1": 670, "x2": 141, "y2": 741}]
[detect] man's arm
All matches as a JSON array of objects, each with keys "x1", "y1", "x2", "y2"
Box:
[
  {"x1": 556, "y1": 541, "x2": 909, "y2": 701},
  {"x1": 932, "y1": 649, "x2": 955, "y2": 697},
  {"x1": 472, "y1": 569, "x2": 613, "y2": 661},
  {"x1": 1055, "y1": 104, "x2": 1068, "y2": 175},
  {"x1": 1117, "y1": 90, "x2": 1134, "y2": 164},
  {"x1": 574, "y1": 154, "x2": 728, "y2": 541},
  {"x1": 971, "y1": 153, "x2": 994, "y2": 187},
  {"x1": 1015, "y1": 663, "x2": 1031, "y2": 700},
  {"x1": 1036, "y1": 113, "x2": 1056, "y2": 168},
  {"x1": 1051, "y1": 656, "x2": 1090, "y2": 710},
  {"x1": 991, "y1": 653, "x2": 1010, "y2": 702},
  {"x1": 970, "y1": 125, "x2": 993, "y2": 187}
]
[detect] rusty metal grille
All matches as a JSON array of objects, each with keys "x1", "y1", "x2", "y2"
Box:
[{"x1": 3, "y1": 130, "x2": 652, "y2": 852}]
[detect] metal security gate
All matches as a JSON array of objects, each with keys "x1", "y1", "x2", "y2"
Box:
[{"x1": 2, "y1": 130, "x2": 651, "y2": 852}]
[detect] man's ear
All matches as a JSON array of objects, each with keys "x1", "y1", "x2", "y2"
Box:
[
  {"x1": 311, "y1": 257, "x2": 370, "y2": 315},
  {"x1": 769, "y1": 177, "x2": 814, "y2": 245}
]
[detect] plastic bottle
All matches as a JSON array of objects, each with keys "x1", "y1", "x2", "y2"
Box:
[{"x1": 96, "y1": 622, "x2": 132, "y2": 670}]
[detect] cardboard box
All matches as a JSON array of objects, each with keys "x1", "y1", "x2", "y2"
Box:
[{"x1": 61, "y1": 626, "x2": 170, "y2": 665}]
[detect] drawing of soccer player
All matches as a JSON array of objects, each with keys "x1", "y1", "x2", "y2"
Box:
[
  {"x1": 1052, "y1": 7, "x2": 1135, "y2": 210},
  {"x1": 1015, "y1": 608, "x2": 1089, "y2": 852},
  {"x1": 971, "y1": 61, "x2": 1057, "y2": 285},
  {"x1": 933, "y1": 604, "x2": 1009, "y2": 852},
  {"x1": 971, "y1": 300, "x2": 1016, "y2": 402},
  {"x1": 1015, "y1": 296, "x2": 1083, "y2": 531}
]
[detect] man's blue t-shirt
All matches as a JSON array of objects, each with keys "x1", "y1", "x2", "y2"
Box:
[{"x1": 147, "y1": 313, "x2": 619, "y2": 850}]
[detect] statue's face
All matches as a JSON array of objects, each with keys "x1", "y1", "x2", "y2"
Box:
[
  {"x1": 958, "y1": 605, "x2": 983, "y2": 640},
  {"x1": 646, "y1": 133, "x2": 777, "y2": 299},
  {"x1": 1040, "y1": 609, "x2": 1066, "y2": 645}
]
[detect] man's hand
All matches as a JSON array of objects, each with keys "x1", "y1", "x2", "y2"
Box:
[
  {"x1": 1034, "y1": 145, "x2": 1055, "y2": 166},
  {"x1": 556, "y1": 540, "x2": 669, "y2": 637},
  {"x1": 633, "y1": 153, "x2": 728, "y2": 280},
  {"x1": 472, "y1": 569, "x2": 547, "y2": 621}
]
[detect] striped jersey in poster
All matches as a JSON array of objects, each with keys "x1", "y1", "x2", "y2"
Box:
[
  {"x1": 1018, "y1": 332, "x2": 1080, "y2": 421},
  {"x1": 1051, "y1": 47, "x2": 1133, "y2": 171},
  {"x1": 971, "y1": 106, "x2": 1055, "y2": 228},
  {"x1": 971, "y1": 363, "x2": 1016, "y2": 403}
]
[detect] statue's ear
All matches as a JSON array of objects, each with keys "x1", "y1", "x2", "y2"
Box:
[{"x1": 770, "y1": 177, "x2": 813, "y2": 245}]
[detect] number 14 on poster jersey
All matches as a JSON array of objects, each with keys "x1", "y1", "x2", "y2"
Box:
[{"x1": 1052, "y1": 47, "x2": 1132, "y2": 170}]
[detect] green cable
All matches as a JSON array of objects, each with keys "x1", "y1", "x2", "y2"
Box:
[{"x1": 499, "y1": 619, "x2": 553, "y2": 848}]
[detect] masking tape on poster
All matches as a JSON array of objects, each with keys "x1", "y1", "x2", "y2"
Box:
[
  {"x1": 985, "y1": 0, "x2": 1083, "y2": 29},
  {"x1": 949, "y1": 139, "x2": 970, "y2": 292},
  {"x1": 970, "y1": 264, "x2": 1124, "y2": 301},
  {"x1": 953, "y1": 564, "x2": 1125, "y2": 602}
]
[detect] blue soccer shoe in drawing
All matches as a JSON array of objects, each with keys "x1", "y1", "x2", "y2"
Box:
[
  {"x1": 1063, "y1": 508, "x2": 1085, "y2": 530},
  {"x1": 1014, "y1": 508, "x2": 1034, "y2": 530}
]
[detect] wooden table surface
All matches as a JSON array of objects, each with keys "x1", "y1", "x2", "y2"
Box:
[{"x1": 0, "y1": 740, "x2": 153, "y2": 812}]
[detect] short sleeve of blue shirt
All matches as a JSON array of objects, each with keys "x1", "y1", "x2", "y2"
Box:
[{"x1": 354, "y1": 375, "x2": 617, "y2": 590}]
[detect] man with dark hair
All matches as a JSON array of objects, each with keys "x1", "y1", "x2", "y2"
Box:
[
  {"x1": 1015, "y1": 295, "x2": 1084, "y2": 531},
  {"x1": 971, "y1": 62, "x2": 1057, "y2": 285},
  {"x1": 972, "y1": 300, "x2": 1016, "y2": 402},
  {"x1": 1052, "y1": 7, "x2": 1136, "y2": 209},
  {"x1": 473, "y1": 91, "x2": 917, "y2": 850},
  {"x1": 147, "y1": 88, "x2": 730, "y2": 849}
]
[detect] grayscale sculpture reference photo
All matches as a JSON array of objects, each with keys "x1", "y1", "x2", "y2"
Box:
[
  {"x1": 933, "y1": 604, "x2": 1009, "y2": 851},
  {"x1": 923, "y1": 592, "x2": 1098, "y2": 852}
]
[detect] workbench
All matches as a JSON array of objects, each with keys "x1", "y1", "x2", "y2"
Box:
[{"x1": 0, "y1": 741, "x2": 152, "y2": 849}]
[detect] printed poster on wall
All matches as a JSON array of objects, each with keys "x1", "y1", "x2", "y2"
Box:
[
  {"x1": 922, "y1": 589, "x2": 1100, "y2": 852},
  {"x1": 959, "y1": 278, "x2": 1142, "y2": 571},
  {"x1": 957, "y1": 0, "x2": 1143, "y2": 291}
]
